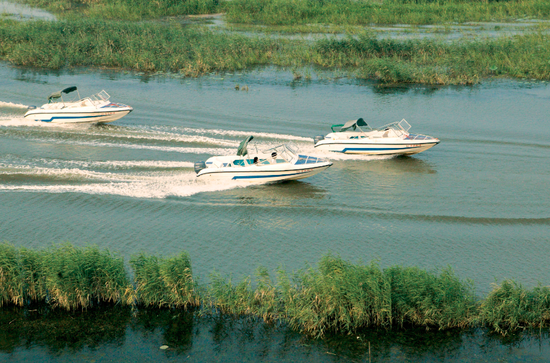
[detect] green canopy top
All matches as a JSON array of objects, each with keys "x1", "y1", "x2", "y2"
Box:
[
  {"x1": 331, "y1": 118, "x2": 368, "y2": 132},
  {"x1": 48, "y1": 86, "x2": 78, "y2": 101},
  {"x1": 237, "y1": 136, "x2": 254, "y2": 156}
]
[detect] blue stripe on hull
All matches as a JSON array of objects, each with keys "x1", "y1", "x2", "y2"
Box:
[
  {"x1": 34, "y1": 115, "x2": 106, "y2": 123},
  {"x1": 340, "y1": 146, "x2": 418, "y2": 153},
  {"x1": 231, "y1": 172, "x2": 305, "y2": 180}
]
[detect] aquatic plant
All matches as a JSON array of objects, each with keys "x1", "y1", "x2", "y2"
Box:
[
  {"x1": 0, "y1": 243, "x2": 24, "y2": 307},
  {"x1": 41, "y1": 244, "x2": 133, "y2": 309},
  {"x1": 0, "y1": 242, "x2": 131, "y2": 309},
  {"x1": 386, "y1": 265, "x2": 477, "y2": 329},
  {"x1": 130, "y1": 251, "x2": 199, "y2": 308},
  {"x1": 279, "y1": 256, "x2": 392, "y2": 337},
  {"x1": 2, "y1": 19, "x2": 550, "y2": 84},
  {"x1": 15, "y1": 0, "x2": 220, "y2": 20},
  {"x1": 2, "y1": 243, "x2": 550, "y2": 337},
  {"x1": 480, "y1": 280, "x2": 550, "y2": 335},
  {"x1": 224, "y1": 0, "x2": 550, "y2": 26}
]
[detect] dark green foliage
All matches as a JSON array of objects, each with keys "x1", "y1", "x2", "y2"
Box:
[
  {"x1": 2, "y1": 19, "x2": 550, "y2": 84},
  {"x1": 0, "y1": 243, "x2": 131, "y2": 309},
  {"x1": 386, "y1": 266, "x2": 477, "y2": 329},
  {"x1": 0, "y1": 243, "x2": 24, "y2": 307},
  {"x1": 224, "y1": 0, "x2": 550, "y2": 26},
  {"x1": 3, "y1": 243, "x2": 550, "y2": 337},
  {"x1": 130, "y1": 252, "x2": 199, "y2": 308},
  {"x1": 0, "y1": 19, "x2": 280, "y2": 74},
  {"x1": 279, "y1": 256, "x2": 392, "y2": 337},
  {"x1": 480, "y1": 280, "x2": 550, "y2": 335},
  {"x1": 17, "y1": 0, "x2": 220, "y2": 20},
  {"x1": 41, "y1": 244, "x2": 132, "y2": 309}
]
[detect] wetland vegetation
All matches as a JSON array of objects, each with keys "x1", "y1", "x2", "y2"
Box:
[
  {"x1": 1, "y1": 19, "x2": 550, "y2": 84},
  {"x1": 2, "y1": 0, "x2": 550, "y2": 84},
  {"x1": 2, "y1": 243, "x2": 550, "y2": 338},
  {"x1": 12, "y1": 0, "x2": 550, "y2": 24}
]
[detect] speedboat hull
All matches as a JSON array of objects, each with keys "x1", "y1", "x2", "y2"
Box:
[
  {"x1": 314, "y1": 139, "x2": 440, "y2": 155},
  {"x1": 24, "y1": 106, "x2": 132, "y2": 124},
  {"x1": 197, "y1": 162, "x2": 332, "y2": 183}
]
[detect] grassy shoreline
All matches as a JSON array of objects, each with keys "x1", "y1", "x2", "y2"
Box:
[
  {"x1": 1, "y1": 242, "x2": 550, "y2": 337},
  {"x1": 1, "y1": 19, "x2": 550, "y2": 84},
  {"x1": 13, "y1": 0, "x2": 550, "y2": 24}
]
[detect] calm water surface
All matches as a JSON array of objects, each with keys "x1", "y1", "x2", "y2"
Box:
[
  {"x1": 1, "y1": 64, "x2": 549, "y2": 293},
  {"x1": 1, "y1": 64, "x2": 550, "y2": 361}
]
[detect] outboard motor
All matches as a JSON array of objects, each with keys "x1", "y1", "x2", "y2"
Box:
[
  {"x1": 194, "y1": 161, "x2": 206, "y2": 174},
  {"x1": 313, "y1": 135, "x2": 325, "y2": 145}
]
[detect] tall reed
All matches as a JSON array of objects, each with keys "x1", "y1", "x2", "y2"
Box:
[
  {"x1": 279, "y1": 256, "x2": 392, "y2": 337},
  {"x1": 480, "y1": 280, "x2": 550, "y2": 335},
  {"x1": 224, "y1": 0, "x2": 550, "y2": 26},
  {"x1": 0, "y1": 243, "x2": 23, "y2": 307},
  {"x1": 41, "y1": 244, "x2": 133, "y2": 309},
  {"x1": 130, "y1": 251, "x2": 200, "y2": 308},
  {"x1": 0, "y1": 242, "x2": 132, "y2": 309},
  {"x1": 3, "y1": 19, "x2": 550, "y2": 84},
  {"x1": 3, "y1": 243, "x2": 550, "y2": 337},
  {"x1": 386, "y1": 265, "x2": 477, "y2": 329}
]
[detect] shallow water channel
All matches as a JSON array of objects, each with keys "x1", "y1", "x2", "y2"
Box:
[{"x1": 1, "y1": 63, "x2": 550, "y2": 361}]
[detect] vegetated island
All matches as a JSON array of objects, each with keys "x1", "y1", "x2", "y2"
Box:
[
  {"x1": 1, "y1": 0, "x2": 550, "y2": 85},
  {"x1": 1, "y1": 242, "x2": 549, "y2": 338}
]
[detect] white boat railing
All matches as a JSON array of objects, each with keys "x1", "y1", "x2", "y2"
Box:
[{"x1": 89, "y1": 90, "x2": 110, "y2": 104}]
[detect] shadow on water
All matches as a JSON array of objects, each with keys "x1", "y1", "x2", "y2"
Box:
[
  {"x1": 335, "y1": 156, "x2": 437, "y2": 181},
  {"x1": 0, "y1": 304, "x2": 131, "y2": 354},
  {"x1": 2, "y1": 307, "x2": 550, "y2": 362}
]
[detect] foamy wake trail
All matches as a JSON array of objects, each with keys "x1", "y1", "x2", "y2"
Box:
[
  {"x1": 0, "y1": 101, "x2": 28, "y2": 109},
  {"x1": 86, "y1": 129, "x2": 240, "y2": 147},
  {"x1": 0, "y1": 165, "x2": 136, "y2": 182},
  {"x1": 145, "y1": 126, "x2": 313, "y2": 142},
  {"x1": 0, "y1": 116, "x2": 38, "y2": 127},
  {"x1": 0, "y1": 173, "x2": 249, "y2": 198}
]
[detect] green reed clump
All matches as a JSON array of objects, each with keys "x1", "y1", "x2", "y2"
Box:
[
  {"x1": 0, "y1": 19, "x2": 283, "y2": 74},
  {"x1": 16, "y1": 0, "x2": 221, "y2": 20},
  {"x1": 0, "y1": 244, "x2": 47, "y2": 306},
  {"x1": 0, "y1": 243, "x2": 24, "y2": 307},
  {"x1": 278, "y1": 255, "x2": 392, "y2": 337},
  {"x1": 130, "y1": 252, "x2": 199, "y2": 308},
  {"x1": 480, "y1": 280, "x2": 550, "y2": 335},
  {"x1": 0, "y1": 243, "x2": 131, "y2": 309},
  {"x1": 224, "y1": 0, "x2": 550, "y2": 26},
  {"x1": 205, "y1": 266, "x2": 281, "y2": 322},
  {"x1": 42, "y1": 244, "x2": 132, "y2": 310},
  {"x1": 386, "y1": 266, "x2": 478, "y2": 329},
  {"x1": 2, "y1": 19, "x2": 550, "y2": 84}
]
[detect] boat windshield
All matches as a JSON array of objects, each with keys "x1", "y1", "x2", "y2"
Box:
[
  {"x1": 90, "y1": 90, "x2": 110, "y2": 103},
  {"x1": 376, "y1": 119, "x2": 411, "y2": 136},
  {"x1": 262, "y1": 144, "x2": 297, "y2": 163}
]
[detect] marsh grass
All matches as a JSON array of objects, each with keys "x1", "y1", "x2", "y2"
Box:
[
  {"x1": 130, "y1": 252, "x2": 200, "y2": 308},
  {"x1": 480, "y1": 280, "x2": 550, "y2": 335},
  {"x1": 3, "y1": 19, "x2": 550, "y2": 84},
  {"x1": 0, "y1": 243, "x2": 131, "y2": 310},
  {"x1": 224, "y1": 0, "x2": 550, "y2": 26},
  {"x1": 204, "y1": 255, "x2": 478, "y2": 337},
  {"x1": 2, "y1": 243, "x2": 550, "y2": 337},
  {"x1": 0, "y1": 19, "x2": 284, "y2": 75},
  {"x1": 386, "y1": 266, "x2": 477, "y2": 329},
  {"x1": 0, "y1": 243, "x2": 24, "y2": 307},
  {"x1": 16, "y1": 0, "x2": 220, "y2": 20},
  {"x1": 41, "y1": 244, "x2": 132, "y2": 309}
]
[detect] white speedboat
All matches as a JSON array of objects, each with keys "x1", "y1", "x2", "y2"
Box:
[
  {"x1": 24, "y1": 87, "x2": 132, "y2": 123},
  {"x1": 314, "y1": 118, "x2": 439, "y2": 155},
  {"x1": 195, "y1": 136, "x2": 332, "y2": 183}
]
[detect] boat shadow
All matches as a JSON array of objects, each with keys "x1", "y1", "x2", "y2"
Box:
[{"x1": 336, "y1": 155, "x2": 437, "y2": 177}]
